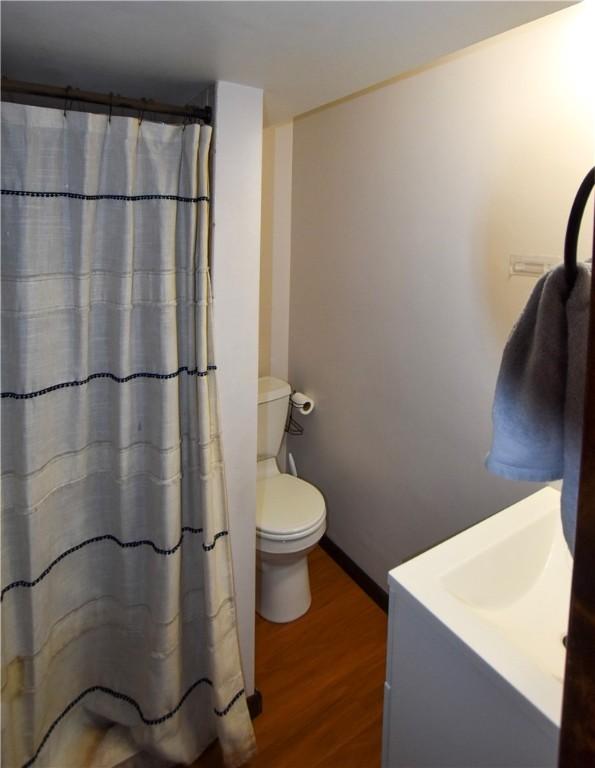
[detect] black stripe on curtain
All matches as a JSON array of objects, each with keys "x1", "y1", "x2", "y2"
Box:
[
  {"x1": 1, "y1": 189, "x2": 209, "y2": 203},
  {"x1": 23, "y1": 683, "x2": 246, "y2": 768},
  {"x1": 2, "y1": 365, "x2": 218, "y2": 400},
  {"x1": 1, "y1": 528, "x2": 229, "y2": 601}
]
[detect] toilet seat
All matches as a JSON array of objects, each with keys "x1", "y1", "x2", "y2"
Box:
[{"x1": 256, "y1": 473, "x2": 326, "y2": 541}]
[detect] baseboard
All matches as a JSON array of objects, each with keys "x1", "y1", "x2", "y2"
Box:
[
  {"x1": 319, "y1": 535, "x2": 389, "y2": 613},
  {"x1": 247, "y1": 689, "x2": 263, "y2": 720}
]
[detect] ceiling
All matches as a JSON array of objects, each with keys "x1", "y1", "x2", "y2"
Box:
[{"x1": 1, "y1": 1, "x2": 574, "y2": 126}]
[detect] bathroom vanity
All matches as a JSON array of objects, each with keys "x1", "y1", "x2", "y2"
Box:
[{"x1": 382, "y1": 488, "x2": 571, "y2": 768}]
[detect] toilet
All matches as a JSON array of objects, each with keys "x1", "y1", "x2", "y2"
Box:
[{"x1": 256, "y1": 377, "x2": 326, "y2": 623}]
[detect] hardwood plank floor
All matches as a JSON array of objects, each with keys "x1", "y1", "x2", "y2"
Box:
[{"x1": 195, "y1": 546, "x2": 388, "y2": 768}]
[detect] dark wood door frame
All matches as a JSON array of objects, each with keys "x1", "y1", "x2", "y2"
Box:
[{"x1": 558, "y1": 206, "x2": 595, "y2": 766}]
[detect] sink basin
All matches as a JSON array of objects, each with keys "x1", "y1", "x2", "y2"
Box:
[{"x1": 382, "y1": 488, "x2": 572, "y2": 768}]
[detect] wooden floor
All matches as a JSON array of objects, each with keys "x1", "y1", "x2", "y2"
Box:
[{"x1": 195, "y1": 546, "x2": 388, "y2": 768}]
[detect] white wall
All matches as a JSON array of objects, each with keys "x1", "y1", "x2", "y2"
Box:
[
  {"x1": 211, "y1": 81, "x2": 263, "y2": 694},
  {"x1": 288, "y1": 5, "x2": 594, "y2": 589},
  {"x1": 259, "y1": 123, "x2": 293, "y2": 380}
]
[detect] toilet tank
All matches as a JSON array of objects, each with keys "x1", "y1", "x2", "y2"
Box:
[{"x1": 258, "y1": 377, "x2": 291, "y2": 460}]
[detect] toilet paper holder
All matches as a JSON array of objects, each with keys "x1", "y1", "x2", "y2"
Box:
[
  {"x1": 284, "y1": 391, "x2": 315, "y2": 436},
  {"x1": 285, "y1": 403, "x2": 304, "y2": 436}
]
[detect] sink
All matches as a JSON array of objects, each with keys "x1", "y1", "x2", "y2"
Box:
[{"x1": 382, "y1": 488, "x2": 572, "y2": 768}]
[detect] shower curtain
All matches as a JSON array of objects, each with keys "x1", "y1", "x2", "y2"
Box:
[{"x1": 1, "y1": 103, "x2": 255, "y2": 768}]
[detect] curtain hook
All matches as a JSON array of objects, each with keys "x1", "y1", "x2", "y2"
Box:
[
  {"x1": 138, "y1": 97, "x2": 149, "y2": 127},
  {"x1": 108, "y1": 92, "x2": 113, "y2": 124},
  {"x1": 63, "y1": 85, "x2": 72, "y2": 118}
]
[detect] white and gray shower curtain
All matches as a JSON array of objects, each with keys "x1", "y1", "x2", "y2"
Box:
[{"x1": 1, "y1": 103, "x2": 255, "y2": 768}]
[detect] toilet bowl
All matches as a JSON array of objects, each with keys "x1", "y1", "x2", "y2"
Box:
[{"x1": 256, "y1": 377, "x2": 326, "y2": 623}]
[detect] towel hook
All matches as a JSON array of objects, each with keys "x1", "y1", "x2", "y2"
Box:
[{"x1": 564, "y1": 167, "x2": 595, "y2": 292}]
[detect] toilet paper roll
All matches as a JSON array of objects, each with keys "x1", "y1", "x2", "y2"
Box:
[{"x1": 291, "y1": 392, "x2": 315, "y2": 415}]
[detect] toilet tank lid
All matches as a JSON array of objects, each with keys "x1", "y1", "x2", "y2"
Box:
[{"x1": 258, "y1": 376, "x2": 291, "y2": 404}]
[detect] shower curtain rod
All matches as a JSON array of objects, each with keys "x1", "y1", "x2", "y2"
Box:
[{"x1": 1, "y1": 78, "x2": 212, "y2": 124}]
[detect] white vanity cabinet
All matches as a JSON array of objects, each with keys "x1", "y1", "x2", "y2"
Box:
[{"x1": 381, "y1": 488, "x2": 568, "y2": 768}]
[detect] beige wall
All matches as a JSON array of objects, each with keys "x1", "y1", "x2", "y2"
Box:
[
  {"x1": 259, "y1": 123, "x2": 293, "y2": 381},
  {"x1": 287, "y1": 5, "x2": 594, "y2": 588}
]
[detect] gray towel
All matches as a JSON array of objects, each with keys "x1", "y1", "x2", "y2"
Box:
[{"x1": 486, "y1": 263, "x2": 591, "y2": 554}]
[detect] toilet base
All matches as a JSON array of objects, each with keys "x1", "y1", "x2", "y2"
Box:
[{"x1": 256, "y1": 548, "x2": 314, "y2": 623}]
